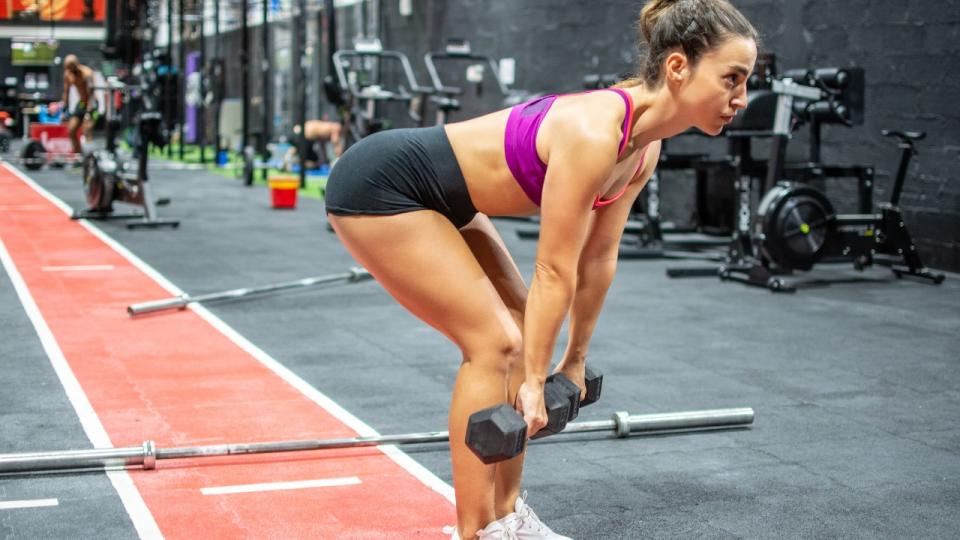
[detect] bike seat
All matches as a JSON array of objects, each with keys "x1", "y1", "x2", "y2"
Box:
[{"x1": 881, "y1": 129, "x2": 926, "y2": 141}]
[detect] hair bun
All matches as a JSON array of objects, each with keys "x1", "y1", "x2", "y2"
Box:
[{"x1": 640, "y1": 0, "x2": 685, "y2": 42}]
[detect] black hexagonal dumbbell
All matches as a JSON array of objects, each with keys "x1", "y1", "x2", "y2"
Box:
[
  {"x1": 529, "y1": 377, "x2": 574, "y2": 439},
  {"x1": 464, "y1": 404, "x2": 527, "y2": 464},
  {"x1": 544, "y1": 372, "x2": 581, "y2": 422},
  {"x1": 465, "y1": 374, "x2": 577, "y2": 463},
  {"x1": 581, "y1": 365, "x2": 603, "y2": 406},
  {"x1": 545, "y1": 365, "x2": 605, "y2": 424}
]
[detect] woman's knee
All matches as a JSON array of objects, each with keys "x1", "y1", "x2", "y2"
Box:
[{"x1": 461, "y1": 322, "x2": 523, "y2": 376}]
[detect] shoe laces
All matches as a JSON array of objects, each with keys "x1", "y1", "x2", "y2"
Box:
[
  {"x1": 516, "y1": 491, "x2": 547, "y2": 532},
  {"x1": 486, "y1": 528, "x2": 520, "y2": 540},
  {"x1": 519, "y1": 490, "x2": 564, "y2": 535},
  {"x1": 442, "y1": 524, "x2": 520, "y2": 540}
]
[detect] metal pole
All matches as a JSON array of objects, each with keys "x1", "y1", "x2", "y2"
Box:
[
  {"x1": 0, "y1": 408, "x2": 754, "y2": 474},
  {"x1": 297, "y1": 0, "x2": 307, "y2": 188},
  {"x1": 178, "y1": 0, "x2": 185, "y2": 161},
  {"x1": 166, "y1": 0, "x2": 173, "y2": 158},
  {"x1": 261, "y1": 0, "x2": 271, "y2": 182},
  {"x1": 241, "y1": 0, "x2": 252, "y2": 185},
  {"x1": 214, "y1": 0, "x2": 221, "y2": 161},
  {"x1": 127, "y1": 267, "x2": 372, "y2": 315},
  {"x1": 198, "y1": 0, "x2": 206, "y2": 164},
  {"x1": 324, "y1": 0, "x2": 336, "y2": 75}
]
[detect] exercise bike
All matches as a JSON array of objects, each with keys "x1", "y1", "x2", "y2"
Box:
[
  {"x1": 72, "y1": 79, "x2": 179, "y2": 229},
  {"x1": 732, "y1": 129, "x2": 945, "y2": 291},
  {"x1": 423, "y1": 38, "x2": 544, "y2": 125},
  {"x1": 327, "y1": 37, "x2": 435, "y2": 150}
]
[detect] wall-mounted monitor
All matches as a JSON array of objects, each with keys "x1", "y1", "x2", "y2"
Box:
[{"x1": 11, "y1": 38, "x2": 59, "y2": 66}]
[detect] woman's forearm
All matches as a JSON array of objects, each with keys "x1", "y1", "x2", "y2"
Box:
[
  {"x1": 522, "y1": 263, "x2": 576, "y2": 385},
  {"x1": 563, "y1": 256, "x2": 618, "y2": 365}
]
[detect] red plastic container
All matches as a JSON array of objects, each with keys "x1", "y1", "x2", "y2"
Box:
[{"x1": 268, "y1": 177, "x2": 299, "y2": 209}]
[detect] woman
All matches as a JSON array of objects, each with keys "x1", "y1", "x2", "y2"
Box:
[{"x1": 326, "y1": 1, "x2": 758, "y2": 538}]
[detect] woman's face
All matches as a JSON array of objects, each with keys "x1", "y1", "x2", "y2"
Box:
[{"x1": 676, "y1": 37, "x2": 758, "y2": 136}]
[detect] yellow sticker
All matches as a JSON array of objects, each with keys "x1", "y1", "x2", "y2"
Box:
[{"x1": 800, "y1": 223, "x2": 810, "y2": 234}]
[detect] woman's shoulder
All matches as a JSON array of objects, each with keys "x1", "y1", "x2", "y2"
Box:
[{"x1": 547, "y1": 92, "x2": 626, "y2": 149}]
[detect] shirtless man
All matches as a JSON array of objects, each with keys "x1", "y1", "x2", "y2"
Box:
[
  {"x1": 60, "y1": 54, "x2": 95, "y2": 154},
  {"x1": 284, "y1": 119, "x2": 344, "y2": 171}
]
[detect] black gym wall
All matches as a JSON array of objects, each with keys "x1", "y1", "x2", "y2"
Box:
[{"x1": 372, "y1": 0, "x2": 959, "y2": 273}]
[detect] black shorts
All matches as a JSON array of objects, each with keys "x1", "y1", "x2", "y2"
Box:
[
  {"x1": 289, "y1": 131, "x2": 321, "y2": 162},
  {"x1": 324, "y1": 125, "x2": 478, "y2": 229},
  {"x1": 71, "y1": 101, "x2": 89, "y2": 119}
]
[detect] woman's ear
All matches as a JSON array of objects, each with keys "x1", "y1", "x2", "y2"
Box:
[{"x1": 664, "y1": 51, "x2": 688, "y2": 85}]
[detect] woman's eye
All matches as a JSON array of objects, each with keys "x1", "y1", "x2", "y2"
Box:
[{"x1": 726, "y1": 75, "x2": 738, "y2": 86}]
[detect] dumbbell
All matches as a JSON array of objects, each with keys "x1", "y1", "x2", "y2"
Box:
[
  {"x1": 545, "y1": 365, "x2": 604, "y2": 424},
  {"x1": 465, "y1": 374, "x2": 573, "y2": 463},
  {"x1": 465, "y1": 367, "x2": 604, "y2": 464}
]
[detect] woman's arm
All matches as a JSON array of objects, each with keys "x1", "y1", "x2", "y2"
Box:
[
  {"x1": 522, "y1": 129, "x2": 620, "y2": 389},
  {"x1": 560, "y1": 141, "x2": 662, "y2": 369}
]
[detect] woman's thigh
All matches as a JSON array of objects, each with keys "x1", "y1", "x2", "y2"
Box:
[
  {"x1": 329, "y1": 210, "x2": 521, "y2": 358},
  {"x1": 458, "y1": 214, "x2": 528, "y2": 326}
]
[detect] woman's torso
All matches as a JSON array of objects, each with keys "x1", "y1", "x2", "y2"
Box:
[{"x1": 444, "y1": 90, "x2": 650, "y2": 217}]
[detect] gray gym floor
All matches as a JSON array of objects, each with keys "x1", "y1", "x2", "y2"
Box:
[{"x1": 2, "y1": 161, "x2": 959, "y2": 539}]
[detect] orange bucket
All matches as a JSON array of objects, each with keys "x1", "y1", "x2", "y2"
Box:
[{"x1": 268, "y1": 176, "x2": 299, "y2": 209}]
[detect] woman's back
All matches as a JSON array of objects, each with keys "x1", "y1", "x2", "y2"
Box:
[{"x1": 445, "y1": 90, "x2": 642, "y2": 217}]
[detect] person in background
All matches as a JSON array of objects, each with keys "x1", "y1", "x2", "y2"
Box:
[{"x1": 58, "y1": 54, "x2": 95, "y2": 156}]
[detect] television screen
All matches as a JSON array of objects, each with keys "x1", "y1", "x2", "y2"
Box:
[{"x1": 11, "y1": 39, "x2": 59, "y2": 66}]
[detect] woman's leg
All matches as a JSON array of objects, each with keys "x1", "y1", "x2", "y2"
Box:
[
  {"x1": 460, "y1": 214, "x2": 530, "y2": 519},
  {"x1": 329, "y1": 210, "x2": 522, "y2": 539}
]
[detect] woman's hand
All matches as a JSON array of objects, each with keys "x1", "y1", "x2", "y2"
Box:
[
  {"x1": 554, "y1": 362, "x2": 587, "y2": 402},
  {"x1": 516, "y1": 380, "x2": 548, "y2": 438}
]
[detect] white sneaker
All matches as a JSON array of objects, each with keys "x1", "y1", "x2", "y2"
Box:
[
  {"x1": 443, "y1": 518, "x2": 520, "y2": 540},
  {"x1": 511, "y1": 491, "x2": 573, "y2": 539}
]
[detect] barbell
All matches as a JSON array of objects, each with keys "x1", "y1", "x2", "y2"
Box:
[
  {"x1": 0, "y1": 407, "x2": 753, "y2": 475},
  {"x1": 128, "y1": 267, "x2": 373, "y2": 316}
]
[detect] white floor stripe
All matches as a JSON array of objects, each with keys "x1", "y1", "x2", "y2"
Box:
[
  {"x1": 0, "y1": 499, "x2": 59, "y2": 510},
  {"x1": 42, "y1": 265, "x2": 115, "y2": 272},
  {"x1": 0, "y1": 163, "x2": 164, "y2": 540},
  {"x1": 4, "y1": 161, "x2": 457, "y2": 505},
  {"x1": 201, "y1": 477, "x2": 361, "y2": 496}
]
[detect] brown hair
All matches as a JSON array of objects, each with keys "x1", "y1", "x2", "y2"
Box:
[{"x1": 615, "y1": 0, "x2": 758, "y2": 88}]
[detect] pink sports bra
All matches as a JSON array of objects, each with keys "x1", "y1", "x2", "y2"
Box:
[{"x1": 503, "y1": 88, "x2": 646, "y2": 210}]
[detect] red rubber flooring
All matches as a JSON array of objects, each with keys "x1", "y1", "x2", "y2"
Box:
[{"x1": 0, "y1": 164, "x2": 456, "y2": 538}]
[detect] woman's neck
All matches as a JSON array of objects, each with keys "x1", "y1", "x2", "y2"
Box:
[{"x1": 622, "y1": 83, "x2": 691, "y2": 148}]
